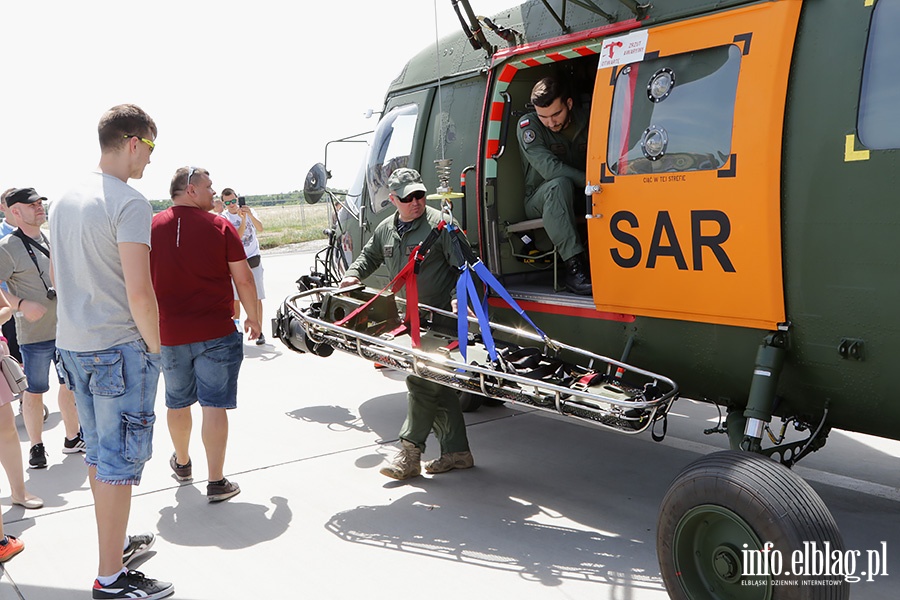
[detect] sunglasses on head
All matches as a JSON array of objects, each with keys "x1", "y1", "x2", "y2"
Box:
[
  {"x1": 185, "y1": 166, "x2": 197, "y2": 188},
  {"x1": 397, "y1": 190, "x2": 426, "y2": 203}
]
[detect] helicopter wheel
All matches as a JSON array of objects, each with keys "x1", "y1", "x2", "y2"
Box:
[
  {"x1": 458, "y1": 391, "x2": 484, "y2": 413},
  {"x1": 657, "y1": 450, "x2": 849, "y2": 600}
]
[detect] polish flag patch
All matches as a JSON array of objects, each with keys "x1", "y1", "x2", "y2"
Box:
[{"x1": 519, "y1": 118, "x2": 530, "y2": 128}]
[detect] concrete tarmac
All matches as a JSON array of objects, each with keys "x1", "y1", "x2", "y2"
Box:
[{"x1": 0, "y1": 245, "x2": 897, "y2": 599}]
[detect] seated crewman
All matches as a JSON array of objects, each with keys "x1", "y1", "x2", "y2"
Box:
[{"x1": 516, "y1": 76, "x2": 592, "y2": 295}]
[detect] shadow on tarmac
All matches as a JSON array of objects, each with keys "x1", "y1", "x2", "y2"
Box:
[
  {"x1": 319, "y1": 393, "x2": 685, "y2": 594},
  {"x1": 157, "y1": 484, "x2": 292, "y2": 549}
]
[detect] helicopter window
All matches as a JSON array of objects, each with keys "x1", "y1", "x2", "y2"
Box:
[
  {"x1": 607, "y1": 44, "x2": 741, "y2": 175},
  {"x1": 366, "y1": 103, "x2": 419, "y2": 213},
  {"x1": 858, "y1": 0, "x2": 900, "y2": 150}
]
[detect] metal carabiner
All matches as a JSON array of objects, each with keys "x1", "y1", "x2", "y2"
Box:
[{"x1": 440, "y1": 198, "x2": 454, "y2": 224}]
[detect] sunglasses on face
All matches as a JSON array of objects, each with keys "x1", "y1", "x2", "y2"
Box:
[
  {"x1": 124, "y1": 134, "x2": 155, "y2": 154},
  {"x1": 398, "y1": 190, "x2": 426, "y2": 203},
  {"x1": 223, "y1": 199, "x2": 238, "y2": 206}
]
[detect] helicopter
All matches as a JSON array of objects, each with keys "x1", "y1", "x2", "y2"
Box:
[{"x1": 275, "y1": 0, "x2": 899, "y2": 597}]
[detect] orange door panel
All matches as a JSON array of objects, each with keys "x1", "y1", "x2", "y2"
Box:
[{"x1": 586, "y1": 1, "x2": 802, "y2": 330}]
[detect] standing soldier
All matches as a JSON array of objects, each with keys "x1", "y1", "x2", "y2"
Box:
[{"x1": 340, "y1": 168, "x2": 475, "y2": 480}]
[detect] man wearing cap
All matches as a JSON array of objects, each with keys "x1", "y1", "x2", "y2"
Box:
[
  {"x1": 340, "y1": 167, "x2": 475, "y2": 480},
  {"x1": 516, "y1": 76, "x2": 593, "y2": 295},
  {"x1": 0, "y1": 188, "x2": 83, "y2": 469},
  {"x1": 150, "y1": 167, "x2": 260, "y2": 502}
]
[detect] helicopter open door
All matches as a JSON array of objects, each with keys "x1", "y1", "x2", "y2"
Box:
[{"x1": 586, "y1": 1, "x2": 802, "y2": 330}]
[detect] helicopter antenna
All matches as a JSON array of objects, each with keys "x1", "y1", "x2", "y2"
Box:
[
  {"x1": 429, "y1": 0, "x2": 464, "y2": 204},
  {"x1": 433, "y1": 0, "x2": 446, "y2": 165}
]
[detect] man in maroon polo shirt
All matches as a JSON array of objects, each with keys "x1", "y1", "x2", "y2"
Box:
[{"x1": 150, "y1": 166, "x2": 260, "y2": 502}]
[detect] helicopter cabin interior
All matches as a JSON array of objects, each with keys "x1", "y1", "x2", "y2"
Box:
[
  {"x1": 482, "y1": 0, "x2": 801, "y2": 331},
  {"x1": 486, "y1": 53, "x2": 599, "y2": 301}
]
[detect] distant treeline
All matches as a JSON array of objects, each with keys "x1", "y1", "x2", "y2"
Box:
[{"x1": 149, "y1": 189, "x2": 347, "y2": 212}]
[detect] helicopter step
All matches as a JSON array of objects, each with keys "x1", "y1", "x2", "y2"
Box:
[{"x1": 274, "y1": 285, "x2": 679, "y2": 436}]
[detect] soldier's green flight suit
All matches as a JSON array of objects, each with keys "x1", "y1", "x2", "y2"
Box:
[
  {"x1": 345, "y1": 206, "x2": 470, "y2": 455},
  {"x1": 516, "y1": 106, "x2": 589, "y2": 261}
]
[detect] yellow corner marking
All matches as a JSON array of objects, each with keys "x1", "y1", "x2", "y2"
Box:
[
  {"x1": 844, "y1": 134, "x2": 870, "y2": 162},
  {"x1": 865, "y1": 0, "x2": 874, "y2": 7}
]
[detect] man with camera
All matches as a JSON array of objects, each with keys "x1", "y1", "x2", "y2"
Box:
[
  {"x1": 0, "y1": 188, "x2": 82, "y2": 469},
  {"x1": 220, "y1": 188, "x2": 266, "y2": 345}
]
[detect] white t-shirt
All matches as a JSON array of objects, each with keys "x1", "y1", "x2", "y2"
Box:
[
  {"x1": 50, "y1": 172, "x2": 153, "y2": 352},
  {"x1": 222, "y1": 208, "x2": 261, "y2": 258}
]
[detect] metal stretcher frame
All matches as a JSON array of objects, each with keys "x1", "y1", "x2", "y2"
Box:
[{"x1": 279, "y1": 287, "x2": 680, "y2": 436}]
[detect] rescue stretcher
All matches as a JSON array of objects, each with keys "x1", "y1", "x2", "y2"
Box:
[{"x1": 274, "y1": 283, "x2": 679, "y2": 437}]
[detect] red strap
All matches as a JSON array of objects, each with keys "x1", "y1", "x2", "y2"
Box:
[
  {"x1": 404, "y1": 253, "x2": 421, "y2": 348},
  {"x1": 577, "y1": 372, "x2": 603, "y2": 387},
  {"x1": 336, "y1": 247, "x2": 423, "y2": 348},
  {"x1": 386, "y1": 323, "x2": 408, "y2": 338}
]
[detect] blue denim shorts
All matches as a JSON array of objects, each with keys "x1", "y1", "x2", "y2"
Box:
[
  {"x1": 58, "y1": 340, "x2": 161, "y2": 485},
  {"x1": 20, "y1": 339, "x2": 64, "y2": 394},
  {"x1": 162, "y1": 331, "x2": 243, "y2": 410}
]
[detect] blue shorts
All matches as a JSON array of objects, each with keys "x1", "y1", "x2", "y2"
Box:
[
  {"x1": 20, "y1": 339, "x2": 64, "y2": 394},
  {"x1": 162, "y1": 331, "x2": 243, "y2": 410},
  {"x1": 58, "y1": 340, "x2": 161, "y2": 485}
]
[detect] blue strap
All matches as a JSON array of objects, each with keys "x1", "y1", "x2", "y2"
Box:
[
  {"x1": 469, "y1": 260, "x2": 548, "y2": 340},
  {"x1": 456, "y1": 265, "x2": 497, "y2": 364},
  {"x1": 446, "y1": 221, "x2": 550, "y2": 365}
]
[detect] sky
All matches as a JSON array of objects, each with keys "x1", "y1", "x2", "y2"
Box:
[{"x1": 0, "y1": 0, "x2": 517, "y2": 201}]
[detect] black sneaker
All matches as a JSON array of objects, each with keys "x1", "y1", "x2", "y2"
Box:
[
  {"x1": 169, "y1": 453, "x2": 192, "y2": 482},
  {"x1": 92, "y1": 570, "x2": 173, "y2": 600},
  {"x1": 122, "y1": 532, "x2": 155, "y2": 567},
  {"x1": 255, "y1": 333, "x2": 266, "y2": 346},
  {"x1": 207, "y1": 478, "x2": 241, "y2": 502},
  {"x1": 63, "y1": 432, "x2": 86, "y2": 454},
  {"x1": 28, "y1": 443, "x2": 47, "y2": 469}
]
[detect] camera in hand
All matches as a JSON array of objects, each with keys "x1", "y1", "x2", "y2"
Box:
[{"x1": 238, "y1": 196, "x2": 247, "y2": 207}]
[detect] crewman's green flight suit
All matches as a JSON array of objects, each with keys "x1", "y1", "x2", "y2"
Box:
[
  {"x1": 344, "y1": 206, "x2": 470, "y2": 456},
  {"x1": 516, "y1": 106, "x2": 589, "y2": 262}
]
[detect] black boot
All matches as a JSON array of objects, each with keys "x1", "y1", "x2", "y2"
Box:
[{"x1": 563, "y1": 253, "x2": 593, "y2": 295}]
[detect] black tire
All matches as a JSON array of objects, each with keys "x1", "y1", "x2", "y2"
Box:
[
  {"x1": 657, "y1": 450, "x2": 849, "y2": 600},
  {"x1": 458, "y1": 391, "x2": 484, "y2": 412}
]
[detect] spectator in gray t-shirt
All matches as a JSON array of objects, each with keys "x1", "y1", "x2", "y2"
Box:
[{"x1": 50, "y1": 104, "x2": 173, "y2": 599}]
